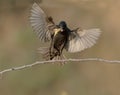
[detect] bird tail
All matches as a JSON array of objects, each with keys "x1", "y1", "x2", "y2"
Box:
[
  {"x1": 37, "y1": 47, "x2": 50, "y2": 60},
  {"x1": 37, "y1": 47, "x2": 66, "y2": 65},
  {"x1": 50, "y1": 54, "x2": 67, "y2": 65}
]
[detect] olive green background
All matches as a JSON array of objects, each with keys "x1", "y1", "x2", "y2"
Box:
[{"x1": 0, "y1": 0, "x2": 120, "y2": 95}]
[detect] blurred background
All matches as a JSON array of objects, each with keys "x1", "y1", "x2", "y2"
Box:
[{"x1": 0, "y1": 0, "x2": 120, "y2": 95}]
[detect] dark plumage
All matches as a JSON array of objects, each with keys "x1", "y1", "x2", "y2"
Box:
[
  {"x1": 49, "y1": 21, "x2": 70, "y2": 60},
  {"x1": 30, "y1": 3, "x2": 101, "y2": 61}
]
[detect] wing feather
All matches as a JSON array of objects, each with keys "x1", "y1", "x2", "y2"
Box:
[
  {"x1": 30, "y1": 3, "x2": 55, "y2": 42},
  {"x1": 65, "y1": 28, "x2": 101, "y2": 53}
]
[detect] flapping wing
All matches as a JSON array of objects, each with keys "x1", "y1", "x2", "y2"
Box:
[
  {"x1": 65, "y1": 28, "x2": 101, "y2": 53},
  {"x1": 29, "y1": 3, "x2": 55, "y2": 42}
]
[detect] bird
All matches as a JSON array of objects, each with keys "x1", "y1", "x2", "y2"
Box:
[{"x1": 29, "y1": 3, "x2": 101, "y2": 62}]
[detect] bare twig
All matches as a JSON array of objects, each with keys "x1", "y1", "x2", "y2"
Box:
[{"x1": 0, "y1": 58, "x2": 120, "y2": 77}]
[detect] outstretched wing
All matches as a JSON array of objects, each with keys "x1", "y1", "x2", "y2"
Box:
[
  {"x1": 65, "y1": 28, "x2": 101, "y2": 53},
  {"x1": 29, "y1": 3, "x2": 55, "y2": 42}
]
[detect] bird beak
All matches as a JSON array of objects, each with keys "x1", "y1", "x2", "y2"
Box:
[
  {"x1": 54, "y1": 28, "x2": 61, "y2": 36},
  {"x1": 60, "y1": 27, "x2": 63, "y2": 32}
]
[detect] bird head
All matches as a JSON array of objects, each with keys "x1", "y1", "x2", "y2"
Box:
[{"x1": 59, "y1": 21, "x2": 67, "y2": 31}]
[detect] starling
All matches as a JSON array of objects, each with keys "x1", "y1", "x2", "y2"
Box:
[{"x1": 29, "y1": 3, "x2": 101, "y2": 61}]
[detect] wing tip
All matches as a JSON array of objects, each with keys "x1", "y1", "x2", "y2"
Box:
[
  {"x1": 31, "y1": 2, "x2": 45, "y2": 15},
  {"x1": 32, "y1": 2, "x2": 39, "y2": 8},
  {"x1": 94, "y1": 28, "x2": 102, "y2": 34}
]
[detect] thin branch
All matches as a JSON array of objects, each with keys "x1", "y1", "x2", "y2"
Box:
[{"x1": 0, "y1": 58, "x2": 120, "y2": 77}]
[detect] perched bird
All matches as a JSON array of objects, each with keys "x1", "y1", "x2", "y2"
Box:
[{"x1": 29, "y1": 3, "x2": 101, "y2": 61}]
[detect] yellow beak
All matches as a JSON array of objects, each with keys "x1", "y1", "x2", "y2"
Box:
[{"x1": 54, "y1": 28, "x2": 63, "y2": 36}]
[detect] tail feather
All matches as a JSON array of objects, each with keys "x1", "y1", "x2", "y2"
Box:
[
  {"x1": 37, "y1": 47, "x2": 50, "y2": 60},
  {"x1": 37, "y1": 47, "x2": 49, "y2": 54},
  {"x1": 52, "y1": 55, "x2": 66, "y2": 65},
  {"x1": 37, "y1": 47, "x2": 67, "y2": 65}
]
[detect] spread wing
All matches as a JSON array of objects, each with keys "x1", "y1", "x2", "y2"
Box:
[
  {"x1": 65, "y1": 28, "x2": 101, "y2": 53},
  {"x1": 29, "y1": 3, "x2": 56, "y2": 42}
]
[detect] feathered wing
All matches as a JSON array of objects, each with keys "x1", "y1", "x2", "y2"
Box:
[
  {"x1": 65, "y1": 28, "x2": 101, "y2": 53},
  {"x1": 29, "y1": 3, "x2": 55, "y2": 42}
]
